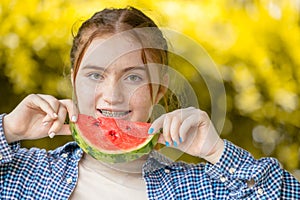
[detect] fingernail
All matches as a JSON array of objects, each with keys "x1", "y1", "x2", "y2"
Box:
[
  {"x1": 179, "y1": 137, "x2": 183, "y2": 143},
  {"x1": 173, "y1": 141, "x2": 178, "y2": 147},
  {"x1": 42, "y1": 121, "x2": 49, "y2": 126},
  {"x1": 53, "y1": 113, "x2": 58, "y2": 118},
  {"x1": 71, "y1": 115, "x2": 77, "y2": 122},
  {"x1": 49, "y1": 132, "x2": 56, "y2": 138},
  {"x1": 148, "y1": 128, "x2": 154, "y2": 134},
  {"x1": 165, "y1": 141, "x2": 170, "y2": 147}
]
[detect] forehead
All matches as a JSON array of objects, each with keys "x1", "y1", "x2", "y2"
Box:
[{"x1": 80, "y1": 34, "x2": 144, "y2": 69}]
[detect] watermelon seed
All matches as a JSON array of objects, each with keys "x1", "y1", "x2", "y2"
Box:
[
  {"x1": 108, "y1": 130, "x2": 118, "y2": 137},
  {"x1": 126, "y1": 126, "x2": 131, "y2": 130},
  {"x1": 93, "y1": 121, "x2": 100, "y2": 127},
  {"x1": 108, "y1": 130, "x2": 118, "y2": 141}
]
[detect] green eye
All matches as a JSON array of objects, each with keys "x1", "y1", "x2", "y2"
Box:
[
  {"x1": 88, "y1": 73, "x2": 104, "y2": 80},
  {"x1": 126, "y1": 74, "x2": 142, "y2": 82}
]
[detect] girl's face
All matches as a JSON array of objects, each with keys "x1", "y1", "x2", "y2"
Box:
[{"x1": 74, "y1": 35, "x2": 165, "y2": 122}]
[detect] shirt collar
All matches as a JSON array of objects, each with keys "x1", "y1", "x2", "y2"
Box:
[
  {"x1": 60, "y1": 141, "x2": 83, "y2": 160},
  {"x1": 142, "y1": 150, "x2": 174, "y2": 173}
]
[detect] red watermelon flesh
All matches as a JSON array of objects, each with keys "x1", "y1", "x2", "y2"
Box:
[{"x1": 72, "y1": 114, "x2": 155, "y2": 154}]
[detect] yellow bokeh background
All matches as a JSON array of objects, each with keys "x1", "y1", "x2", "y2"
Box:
[{"x1": 0, "y1": 0, "x2": 299, "y2": 180}]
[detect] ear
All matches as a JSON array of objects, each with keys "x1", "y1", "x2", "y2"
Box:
[{"x1": 154, "y1": 74, "x2": 169, "y2": 104}]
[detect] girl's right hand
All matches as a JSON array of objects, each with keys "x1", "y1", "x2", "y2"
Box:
[{"x1": 2, "y1": 94, "x2": 78, "y2": 144}]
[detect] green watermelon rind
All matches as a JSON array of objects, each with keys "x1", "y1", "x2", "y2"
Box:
[{"x1": 70, "y1": 122, "x2": 159, "y2": 163}]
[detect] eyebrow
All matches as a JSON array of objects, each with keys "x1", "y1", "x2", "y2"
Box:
[
  {"x1": 123, "y1": 66, "x2": 146, "y2": 73},
  {"x1": 82, "y1": 65, "x2": 105, "y2": 71},
  {"x1": 82, "y1": 65, "x2": 146, "y2": 73}
]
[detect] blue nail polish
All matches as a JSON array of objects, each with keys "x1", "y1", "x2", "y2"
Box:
[
  {"x1": 165, "y1": 141, "x2": 170, "y2": 147},
  {"x1": 173, "y1": 141, "x2": 178, "y2": 147},
  {"x1": 179, "y1": 137, "x2": 183, "y2": 143},
  {"x1": 148, "y1": 128, "x2": 154, "y2": 134}
]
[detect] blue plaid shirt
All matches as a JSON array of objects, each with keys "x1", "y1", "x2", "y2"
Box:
[{"x1": 0, "y1": 114, "x2": 299, "y2": 199}]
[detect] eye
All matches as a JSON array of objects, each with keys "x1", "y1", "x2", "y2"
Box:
[
  {"x1": 125, "y1": 74, "x2": 143, "y2": 82},
  {"x1": 87, "y1": 72, "x2": 104, "y2": 81}
]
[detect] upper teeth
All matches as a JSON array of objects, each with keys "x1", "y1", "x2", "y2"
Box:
[{"x1": 101, "y1": 110, "x2": 129, "y2": 117}]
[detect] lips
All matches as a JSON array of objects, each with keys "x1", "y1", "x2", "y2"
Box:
[{"x1": 98, "y1": 109, "x2": 131, "y2": 118}]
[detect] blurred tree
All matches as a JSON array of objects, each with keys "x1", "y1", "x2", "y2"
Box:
[{"x1": 0, "y1": 0, "x2": 299, "y2": 179}]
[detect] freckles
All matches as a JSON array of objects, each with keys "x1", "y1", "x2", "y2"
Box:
[
  {"x1": 129, "y1": 86, "x2": 152, "y2": 108},
  {"x1": 75, "y1": 81, "x2": 97, "y2": 112}
]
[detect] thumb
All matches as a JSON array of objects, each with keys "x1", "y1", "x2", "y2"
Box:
[
  {"x1": 157, "y1": 134, "x2": 165, "y2": 144},
  {"x1": 56, "y1": 124, "x2": 72, "y2": 136}
]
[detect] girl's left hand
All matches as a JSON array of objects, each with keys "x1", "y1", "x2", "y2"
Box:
[{"x1": 149, "y1": 107, "x2": 224, "y2": 164}]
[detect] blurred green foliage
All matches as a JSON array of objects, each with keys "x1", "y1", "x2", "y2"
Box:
[{"x1": 0, "y1": 0, "x2": 299, "y2": 179}]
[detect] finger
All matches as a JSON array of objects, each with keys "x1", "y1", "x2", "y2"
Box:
[
  {"x1": 42, "y1": 115, "x2": 52, "y2": 126},
  {"x1": 179, "y1": 114, "x2": 199, "y2": 142},
  {"x1": 149, "y1": 113, "x2": 172, "y2": 146},
  {"x1": 157, "y1": 134, "x2": 165, "y2": 144},
  {"x1": 59, "y1": 99, "x2": 79, "y2": 122},
  {"x1": 162, "y1": 114, "x2": 172, "y2": 146},
  {"x1": 199, "y1": 121, "x2": 221, "y2": 156},
  {"x1": 148, "y1": 113, "x2": 165, "y2": 134},
  {"x1": 169, "y1": 116, "x2": 181, "y2": 147},
  {"x1": 169, "y1": 108, "x2": 194, "y2": 145},
  {"x1": 48, "y1": 104, "x2": 67, "y2": 138},
  {"x1": 42, "y1": 99, "x2": 78, "y2": 124},
  {"x1": 36, "y1": 94, "x2": 60, "y2": 118},
  {"x1": 56, "y1": 124, "x2": 72, "y2": 136},
  {"x1": 27, "y1": 94, "x2": 58, "y2": 119}
]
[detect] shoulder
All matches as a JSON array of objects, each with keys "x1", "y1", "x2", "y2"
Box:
[
  {"x1": 143, "y1": 150, "x2": 206, "y2": 175},
  {"x1": 48, "y1": 141, "x2": 83, "y2": 159},
  {"x1": 12, "y1": 141, "x2": 83, "y2": 164}
]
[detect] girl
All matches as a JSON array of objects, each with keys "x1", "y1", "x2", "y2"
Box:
[{"x1": 1, "y1": 7, "x2": 299, "y2": 199}]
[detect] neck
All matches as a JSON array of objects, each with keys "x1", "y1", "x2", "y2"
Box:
[{"x1": 83, "y1": 153, "x2": 148, "y2": 174}]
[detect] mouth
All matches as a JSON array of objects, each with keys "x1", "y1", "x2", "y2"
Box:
[{"x1": 98, "y1": 109, "x2": 131, "y2": 118}]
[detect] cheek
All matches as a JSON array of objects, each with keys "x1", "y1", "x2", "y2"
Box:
[
  {"x1": 129, "y1": 85, "x2": 152, "y2": 107},
  {"x1": 75, "y1": 79, "x2": 96, "y2": 115},
  {"x1": 129, "y1": 85, "x2": 153, "y2": 122}
]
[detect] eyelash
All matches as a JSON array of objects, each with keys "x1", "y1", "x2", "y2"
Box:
[
  {"x1": 87, "y1": 73, "x2": 144, "y2": 83},
  {"x1": 125, "y1": 74, "x2": 143, "y2": 82},
  {"x1": 87, "y1": 72, "x2": 104, "y2": 81}
]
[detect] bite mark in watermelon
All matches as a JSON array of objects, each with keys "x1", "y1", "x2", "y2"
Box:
[{"x1": 70, "y1": 114, "x2": 159, "y2": 163}]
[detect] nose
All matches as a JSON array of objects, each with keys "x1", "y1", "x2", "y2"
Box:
[{"x1": 99, "y1": 79, "x2": 124, "y2": 105}]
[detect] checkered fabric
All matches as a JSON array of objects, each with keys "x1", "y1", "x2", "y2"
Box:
[{"x1": 0, "y1": 114, "x2": 299, "y2": 199}]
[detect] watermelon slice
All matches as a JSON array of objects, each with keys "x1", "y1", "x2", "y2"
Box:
[{"x1": 70, "y1": 114, "x2": 159, "y2": 163}]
